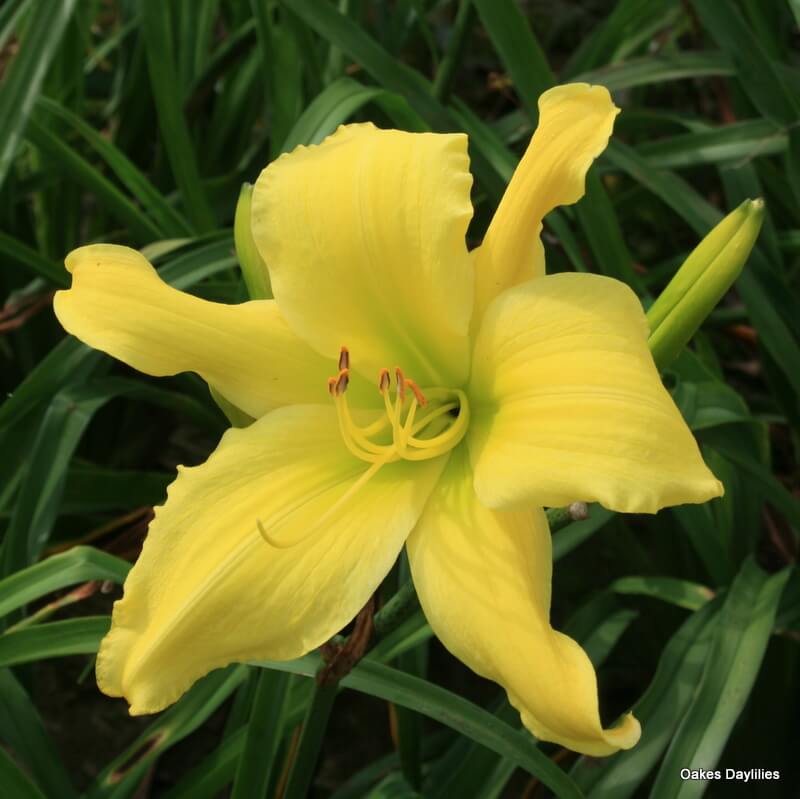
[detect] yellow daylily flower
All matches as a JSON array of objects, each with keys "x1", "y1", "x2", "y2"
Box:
[{"x1": 53, "y1": 83, "x2": 722, "y2": 757}]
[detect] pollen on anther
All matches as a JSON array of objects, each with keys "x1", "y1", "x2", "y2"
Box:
[
  {"x1": 338, "y1": 346, "x2": 350, "y2": 371},
  {"x1": 327, "y1": 376, "x2": 337, "y2": 396},
  {"x1": 335, "y1": 368, "x2": 350, "y2": 396},
  {"x1": 406, "y1": 379, "x2": 427, "y2": 407},
  {"x1": 395, "y1": 367, "x2": 406, "y2": 402},
  {"x1": 378, "y1": 368, "x2": 391, "y2": 393}
]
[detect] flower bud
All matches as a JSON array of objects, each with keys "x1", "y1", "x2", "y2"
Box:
[
  {"x1": 234, "y1": 182, "x2": 271, "y2": 300},
  {"x1": 647, "y1": 198, "x2": 764, "y2": 369}
]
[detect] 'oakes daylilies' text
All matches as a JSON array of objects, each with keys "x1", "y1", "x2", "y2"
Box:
[{"x1": 54, "y1": 84, "x2": 723, "y2": 756}]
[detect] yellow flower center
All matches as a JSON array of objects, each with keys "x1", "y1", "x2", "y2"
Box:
[
  {"x1": 329, "y1": 346, "x2": 469, "y2": 466},
  {"x1": 258, "y1": 347, "x2": 468, "y2": 549}
]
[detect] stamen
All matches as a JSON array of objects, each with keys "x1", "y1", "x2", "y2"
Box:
[
  {"x1": 335, "y1": 368, "x2": 349, "y2": 396},
  {"x1": 395, "y1": 396, "x2": 419, "y2": 457},
  {"x1": 335, "y1": 396, "x2": 392, "y2": 458},
  {"x1": 382, "y1": 379, "x2": 398, "y2": 427},
  {"x1": 334, "y1": 404, "x2": 391, "y2": 463},
  {"x1": 394, "y1": 367, "x2": 406, "y2": 403},
  {"x1": 326, "y1": 350, "x2": 469, "y2": 467},
  {"x1": 405, "y1": 379, "x2": 427, "y2": 407},
  {"x1": 402, "y1": 399, "x2": 419, "y2": 438},
  {"x1": 329, "y1": 361, "x2": 394, "y2": 462},
  {"x1": 391, "y1": 368, "x2": 406, "y2": 446},
  {"x1": 403, "y1": 389, "x2": 470, "y2": 459},
  {"x1": 409, "y1": 402, "x2": 457, "y2": 435}
]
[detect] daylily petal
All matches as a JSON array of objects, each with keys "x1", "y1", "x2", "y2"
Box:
[
  {"x1": 407, "y1": 448, "x2": 640, "y2": 756},
  {"x1": 251, "y1": 124, "x2": 474, "y2": 388},
  {"x1": 469, "y1": 273, "x2": 723, "y2": 513},
  {"x1": 473, "y1": 84, "x2": 619, "y2": 318},
  {"x1": 97, "y1": 405, "x2": 446, "y2": 714},
  {"x1": 54, "y1": 244, "x2": 374, "y2": 417}
]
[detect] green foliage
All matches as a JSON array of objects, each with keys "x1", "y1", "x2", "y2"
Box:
[{"x1": 0, "y1": 1, "x2": 798, "y2": 797}]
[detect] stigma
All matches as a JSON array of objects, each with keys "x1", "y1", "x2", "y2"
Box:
[{"x1": 329, "y1": 346, "x2": 468, "y2": 465}]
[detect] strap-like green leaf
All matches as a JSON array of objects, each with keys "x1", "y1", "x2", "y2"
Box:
[
  {"x1": 256, "y1": 655, "x2": 584, "y2": 799},
  {"x1": 0, "y1": 547, "x2": 129, "y2": 620},
  {"x1": 140, "y1": 0, "x2": 216, "y2": 232},
  {"x1": 0, "y1": 0, "x2": 78, "y2": 189},
  {"x1": 0, "y1": 617, "x2": 109, "y2": 668},
  {"x1": 651, "y1": 560, "x2": 790, "y2": 799}
]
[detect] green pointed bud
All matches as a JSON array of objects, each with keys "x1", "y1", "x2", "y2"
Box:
[
  {"x1": 647, "y1": 198, "x2": 764, "y2": 370},
  {"x1": 234, "y1": 182, "x2": 271, "y2": 300}
]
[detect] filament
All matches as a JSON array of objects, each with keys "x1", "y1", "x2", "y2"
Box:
[{"x1": 329, "y1": 350, "x2": 469, "y2": 465}]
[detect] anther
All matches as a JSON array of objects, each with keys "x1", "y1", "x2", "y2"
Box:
[
  {"x1": 395, "y1": 367, "x2": 406, "y2": 402},
  {"x1": 378, "y1": 368, "x2": 391, "y2": 393},
  {"x1": 335, "y1": 368, "x2": 349, "y2": 396},
  {"x1": 338, "y1": 346, "x2": 350, "y2": 371},
  {"x1": 327, "y1": 376, "x2": 337, "y2": 396},
  {"x1": 405, "y1": 379, "x2": 427, "y2": 407}
]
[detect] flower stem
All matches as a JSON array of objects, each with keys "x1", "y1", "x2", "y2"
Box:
[{"x1": 374, "y1": 579, "x2": 419, "y2": 638}]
